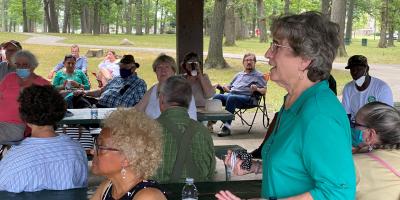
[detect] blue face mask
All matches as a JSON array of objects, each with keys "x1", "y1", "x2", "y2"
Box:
[
  {"x1": 119, "y1": 68, "x2": 132, "y2": 78},
  {"x1": 16, "y1": 68, "x2": 31, "y2": 79},
  {"x1": 351, "y1": 128, "x2": 364, "y2": 147}
]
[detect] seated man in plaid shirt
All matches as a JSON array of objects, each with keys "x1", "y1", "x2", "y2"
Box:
[{"x1": 80, "y1": 54, "x2": 146, "y2": 108}]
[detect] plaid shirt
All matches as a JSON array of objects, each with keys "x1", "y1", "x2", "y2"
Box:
[
  {"x1": 154, "y1": 107, "x2": 216, "y2": 183},
  {"x1": 98, "y1": 74, "x2": 146, "y2": 108}
]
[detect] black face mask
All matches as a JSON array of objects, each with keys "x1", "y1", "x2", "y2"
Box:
[{"x1": 120, "y1": 68, "x2": 132, "y2": 78}]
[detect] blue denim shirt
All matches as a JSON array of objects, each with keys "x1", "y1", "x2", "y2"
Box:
[
  {"x1": 229, "y1": 70, "x2": 266, "y2": 96},
  {"x1": 53, "y1": 56, "x2": 88, "y2": 72}
]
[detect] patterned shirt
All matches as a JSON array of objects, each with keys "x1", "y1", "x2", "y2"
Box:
[
  {"x1": 154, "y1": 107, "x2": 216, "y2": 183},
  {"x1": 0, "y1": 134, "x2": 88, "y2": 192},
  {"x1": 52, "y1": 70, "x2": 90, "y2": 90},
  {"x1": 98, "y1": 74, "x2": 146, "y2": 108},
  {"x1": 53, "y1": 56, "x2": 88, "y2": 72}
]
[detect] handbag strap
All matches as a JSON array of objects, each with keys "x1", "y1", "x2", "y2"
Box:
[{"x1": 366, "y1": 152, "x2": 400, "y2": 177}]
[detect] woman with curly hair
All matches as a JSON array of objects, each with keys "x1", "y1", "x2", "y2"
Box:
[
  {"x1": 0, "y1": 85, "x2": 88, "y2": 192},
  {"x1": 90, "y1": 108, "x2": 167, "y2": 200}
]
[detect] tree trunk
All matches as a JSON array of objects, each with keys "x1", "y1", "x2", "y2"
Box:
[
  {"x1": 93, "y1": 0, "x2": 100, "y2": 35},
  {"x1": 48, "y1": 0, "x2": 59, "y2": 32},
  {"x1": 378, "y1": 0, "x2": 388, "y2": 48},
  {"x1": 22, "y1": 0, "x2": 28, "y2": 32},
  {"x1": 331, "y1": 0, "x2": 347, "y2": 57},
  {"x1": 224, "y1": 1, "x2": 235, "y2": 46},
  {"x1": 284, "y1": 0, "x2": 291, "y2": 14},
  {"x1": 126, "y1": 0, "x2": 133, "y2": 34},
  {"x1": 153, "y1": 0, "x2": 158, "y2": 34},
  {"x1": 257, "y1": 0, "x2": 267, "y2": 43},
  {"x1": 235, "y1": 14, "x2": 248, "y2": 40},
  {"x1": 62, "y1": 0, "x2": 70, "y2": 33},
  {"x1": 387, "y1": 0, "x2": 394, "y2": 47},
  {"x1": 2, "y1": 0, "x2": 8, "y2": 32},
  {"x1": 144, "y1": 0, "x2": 150, "y2": 34},
  {"x1": 135, "y1": 0, "x2": 143, "y2": 35},
  {"x1": 321, "y1": 0, "x2": 331, "y2": 17},
  {"x1": 345, "y1": 0, "x2": 354, "y2": 41},
  {"x1": 205, "y1": 0, "x2": 229, "y2": 69},
  {"x1": 160, "y1": 7, "x2": 165, "y2": 34},
  {"x1": 80, "y1": 5, "x2": 89, "y2": 33}
]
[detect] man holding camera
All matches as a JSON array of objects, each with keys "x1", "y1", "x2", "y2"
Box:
[
  {"x1": 0, "y1": 40, "x2": 22, "y2": 81},
  {"x1": 212, "y1": 53, "x2": 267, "y2": 137}
]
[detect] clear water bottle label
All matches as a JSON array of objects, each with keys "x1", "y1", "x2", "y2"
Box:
[{"x1": 91, "y1": 107, "x2": 98, "y2": 119}]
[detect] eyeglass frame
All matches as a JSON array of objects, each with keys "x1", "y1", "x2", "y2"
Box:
[
  {"x1": 93, "y1": 137, "x2": 120, "y2": 156},
  {"x1": 269, "y1": 41, "x2": 292, "y2": 54},
  {"x1": 350, "y1": 120, "x2": 369, "y2": 129}
]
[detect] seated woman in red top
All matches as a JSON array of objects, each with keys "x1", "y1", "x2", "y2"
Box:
[{"x1": 0, "y1": 50, "x2": 49, "y2": 144}]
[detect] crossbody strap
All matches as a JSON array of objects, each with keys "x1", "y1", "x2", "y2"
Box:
[{"x1": 366, "y1": 152, "x2": 400, "y2": 177}]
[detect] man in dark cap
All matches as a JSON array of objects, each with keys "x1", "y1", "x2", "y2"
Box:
[
  {"x1": 342, "y1": 55, "x2": 393, "y2": 120},
  {"x1": 0, "y1": 40, "x2": 22, "y2": 81},
  {"x1": 77, "y1": 54, "x2": 146, "y2": 108}
]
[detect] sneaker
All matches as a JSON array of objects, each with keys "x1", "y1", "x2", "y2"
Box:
[{"x1": 217, "y1": 126, "x2": 231, "y2": 137}]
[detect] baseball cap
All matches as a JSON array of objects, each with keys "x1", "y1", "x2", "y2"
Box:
[
  {"x1": 345, "y1": 55, "x2": 368, "y2": 69},
  {"x1": 118, "y1": 54, "x2": 140, "y2": 68},
  {"x1": 2, "y1": 40, "x2": 22, "y2": 50}
]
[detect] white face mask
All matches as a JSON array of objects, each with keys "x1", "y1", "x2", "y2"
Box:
[{"x1": 355, "y1": 75, "x2": 366, "y2": 87}]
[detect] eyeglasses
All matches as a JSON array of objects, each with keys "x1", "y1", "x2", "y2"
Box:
[
  {"x1": 269, "y1": 42, "x2": 292, "y2": 53},
  {"x1": 93, "y1": 138, "x2": 120, "y2": 156},
  {"x1": 244, "y1": 59, "x2": 255, "y2": 62},
  {"x1": 350, "y1": 120, "x2": 369, "y2": 129}
]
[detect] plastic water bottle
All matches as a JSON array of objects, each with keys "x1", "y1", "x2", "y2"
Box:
[
  {"x1": 182, "y1": 178, "x2": 198, "y2": 200},
  {"x1": 91, "y1": 104, "x2": 98, "y2": 119}
]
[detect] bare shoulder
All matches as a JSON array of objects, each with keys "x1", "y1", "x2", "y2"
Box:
[
  {"x1": 132, "y1": 187, "x2": 167, "y2": 200},
  {"x1": 90, "y1": 180, "x2": 111, "y2": 200}
]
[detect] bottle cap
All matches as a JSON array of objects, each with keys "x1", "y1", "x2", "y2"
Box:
[{"x1": 185, "y1": 177, "x2": 194, "y2": 183}]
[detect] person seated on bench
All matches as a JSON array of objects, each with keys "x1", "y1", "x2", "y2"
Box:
[
  {"x1": 0, "y1": 50, "x2": 50, "y2": 144},
  {"x1": 211, "y1": 53, "x2": 266, "y2": 137},
  {"x1": 0, "y1": 85, "x2": 87, "y2": 192},
  {"x1": 135, "y1": 54, "x2": 197, "y2": 120},
  {"x1": 76, "y1": 54, "x2": 146, "y2": 108},
  {"x1": 181, "y1": 52, "x2": 215, "y2": 108},
  {"x1": 153, "y1": 76, "x2": 215, "y2": 183},
  {"x1": 90, "y1": 108, "x2": 167, "y2": 200},
  {"x1": 96, "y1": 50, "x2": 120, "y2": 87},
  {"x1": 47, "y1": 44, "x2": 88, "y2": 79},
  {"x1": 52, "y1": 54, "x2": 90, "y2": 108}
]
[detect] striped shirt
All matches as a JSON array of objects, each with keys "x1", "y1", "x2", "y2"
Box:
[{"x1": 0, "y1": 134, "x2": 88, "y2": 192}]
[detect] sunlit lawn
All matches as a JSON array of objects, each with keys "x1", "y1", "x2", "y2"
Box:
[{"x1": 1, "y1": 32, "x2": 357, "y2": 111}]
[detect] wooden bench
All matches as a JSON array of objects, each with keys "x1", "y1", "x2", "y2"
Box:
[{"x1": 86, "y1": 48, "x2": 104, "y2": 57}]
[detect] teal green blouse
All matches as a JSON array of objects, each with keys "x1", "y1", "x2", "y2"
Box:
[
  {"x1": 52, "y1": 70, "x2": 90, "y2": 90},
  {"x1": 261, "y1": 80, "x2": 356, "y2": 199}
]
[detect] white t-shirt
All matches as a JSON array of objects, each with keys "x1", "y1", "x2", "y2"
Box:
[
  {"x1": 342, "y1": 76, "x2": 393, "y2": 120},
  {"x1": 145, "y1": 84, "x2": 197, "y2": 120}
]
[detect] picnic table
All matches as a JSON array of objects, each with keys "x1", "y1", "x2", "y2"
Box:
[
  {"x1": 59, "y1": 108, "x2": 117, "y2": 125},
  {"x1": 0, "y1": 180, "x2": 262, "y2": 200},
  {"x1": 196, "y1": 108, "x2": 235, "y2": 122}
]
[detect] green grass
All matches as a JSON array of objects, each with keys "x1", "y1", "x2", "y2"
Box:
[
  {"x1": 0, "y1": 32, "x2": 31, "y2": 44},
  {"x1": 42, "y1": 33, "x2": 400, "y2": 64},
  {"x1": 0, "y1": 32, "x2": 357, "y2": 111}
]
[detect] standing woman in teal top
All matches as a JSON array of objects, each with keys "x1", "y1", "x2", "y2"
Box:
[{"x1": 216, "y1": 12, "x2": 356, "y2": 200}]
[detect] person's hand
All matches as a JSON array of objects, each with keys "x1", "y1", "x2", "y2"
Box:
[
  {"x1": 250, "y1": 84, "x2": 258, "y2": 92},
  {"x1": 224, "y1": 150, "x2": 252, "y2": 176},
  {"x1": 47, "y1": 71, "x2": 54, "y2": 79},
  {"x1": 69, "y1": 80, "x2": 80, "y2": 88},
  {"x1": 73, "y1": 89, "x2": 85, "y2": 96},
  {"x1": 215, "y1": 190, "x2": 240, "y2": 200}
]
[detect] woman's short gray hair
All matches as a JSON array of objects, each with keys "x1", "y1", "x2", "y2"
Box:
[
  {"x1": 152, "y1": 54, "x2": 177, "y2": 73},
  {"x1": 11, "y1": 50, "x2": 39, "y2": 69},
  {"x1": 159, "y1": 75, "x2": 192, "y2": 108},
  {"x1": 356, "y1": 102, "x2": 400, "y2": 147},
  {"x1": 270, "y1": 11, "x2": 340, "y2": 81},
  {"x1": 102, "y1": 108, "x2": 163, "y2": 179}
]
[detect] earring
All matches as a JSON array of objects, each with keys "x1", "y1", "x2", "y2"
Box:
[
  {"x1": 121, "y1": 167, "x2": 126, "y2": 179},
  {"x1": 368, "y1": 145, "x2": 373, "y2": 152}
]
